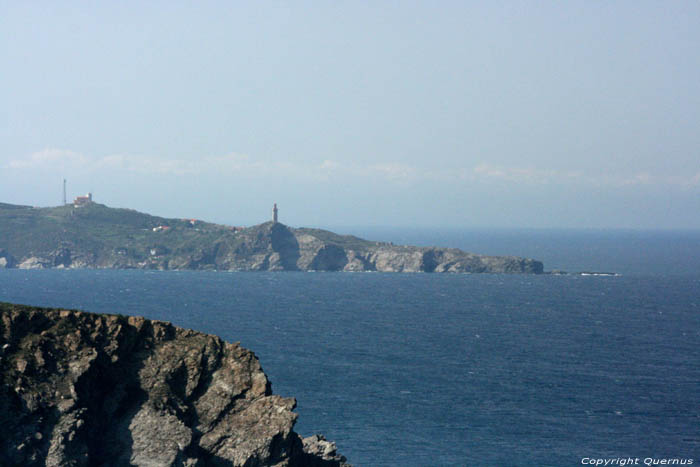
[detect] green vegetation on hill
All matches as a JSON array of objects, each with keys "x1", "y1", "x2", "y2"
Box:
[
  {"x1": 0, "y1": 203, "x2": 235, "y2": 265},
  {"x1": 294, "y1": 227, "x2": 379, "y2": 250},
  {"x1": 0, "y1": 202, "x2": 31, "y2": 210},
  {"x1": 0, "y1": 201, "x2": 544, "y2": 273}
]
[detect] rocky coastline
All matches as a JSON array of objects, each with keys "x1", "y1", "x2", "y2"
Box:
[
  {"x1": 0, "y1": 202, "x2": 544, "y2": 274},
  {"x1": 0, "y1": 302, "x2": 349, "y2": 466}
]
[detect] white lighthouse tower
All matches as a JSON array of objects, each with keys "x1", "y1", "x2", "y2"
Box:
[{"x1": 272, "y1": 203, "x2": 278, "y2": 223}]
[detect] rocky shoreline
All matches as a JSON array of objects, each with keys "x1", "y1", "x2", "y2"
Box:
[
  {"x1": 0, "y1": 203, "x2": 544, "y2": 274},
  {"x1": 0, "y1": 302, "x2": 349, "y2": 466}
]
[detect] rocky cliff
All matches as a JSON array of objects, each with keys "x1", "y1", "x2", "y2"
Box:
[
  {"x1": 0, "y1": 202, "x2": 543, "y2": 273},
  {"x1": 0, "y1": 302, "x2": 348, "y2": 466}
]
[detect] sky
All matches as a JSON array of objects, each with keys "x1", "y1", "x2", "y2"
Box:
[{"x1": 1, "y1": 1, "x2": 699, "y2": 229}]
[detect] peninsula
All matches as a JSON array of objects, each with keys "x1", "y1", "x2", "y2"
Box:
[{"x1": 0, "y1": 201, "x2": 543, "y2": 274}]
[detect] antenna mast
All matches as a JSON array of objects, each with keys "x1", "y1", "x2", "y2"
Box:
[{"x1": 63, "y1": 179, "x2": 67, "y2": 205}]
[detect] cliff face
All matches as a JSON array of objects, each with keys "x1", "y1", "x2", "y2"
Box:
[
  {"x1": 0, "y1": 202, "x2": 543, "y2": 274},
  {"x1": 0, "y1": 302, "x2": 348, "y2": 466}
]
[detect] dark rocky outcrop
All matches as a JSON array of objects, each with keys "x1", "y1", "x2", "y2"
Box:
[
  {"x1": 0, "y1": 202, "x2": 544, "y2": 274},
  {"x1": 0, "y1": 248, "x2": 17, "y2": 269},
  {"x1": 0, "y1": 302, "x2": 349, "y2": 466},
  {"x1": 50, "y1": 247, "x2": 72, "y2": 268}
]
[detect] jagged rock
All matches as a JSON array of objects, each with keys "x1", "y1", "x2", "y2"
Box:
[
  {"x1": 0, "y1": 248, "x2": 17, "y2": 268},
  {"x1": 302, "y1": 435, "x2": 348, "y2": 466},
  {"x1": 343, "y1": 250, "x2": 374, "y2": 272},
  {"x1": 18, "y1": 256, "x2": 51, "y2": 269},
  {"x1": 51, "y1": 247, "x2": 72, "y2": 268},
  {"x1": 0, "y1": 302, "x2": 350, "y2": 466}
]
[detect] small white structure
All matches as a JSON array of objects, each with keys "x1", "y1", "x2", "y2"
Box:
[{"x1": 272, "y1": 203, "x2": 278, "y2": 223}]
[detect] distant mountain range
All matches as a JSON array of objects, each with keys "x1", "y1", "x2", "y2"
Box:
[{"x1": 0, "y1": 202, "x2": 543, "y2": 274}]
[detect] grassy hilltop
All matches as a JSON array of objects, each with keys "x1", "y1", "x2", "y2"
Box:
[{"x1": 0, "y1": 202, "x2": 232, "y2": 267}]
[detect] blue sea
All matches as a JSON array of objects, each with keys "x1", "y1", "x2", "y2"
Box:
[{"x1": 1, "y1": 229, "x2": 699, "y2": 466}]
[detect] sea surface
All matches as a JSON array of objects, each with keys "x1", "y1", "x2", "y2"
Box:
[{"x1": 1, "y1": 229, "x2": 699, "y2": 466}]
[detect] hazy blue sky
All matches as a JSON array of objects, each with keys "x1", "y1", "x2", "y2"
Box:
[{"x1": 2, "y1": 1, "x2": 699, "y2": 229}]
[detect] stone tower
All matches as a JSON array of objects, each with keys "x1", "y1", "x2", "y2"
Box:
[{"x1": 272, "y1": 203, "x2": 278, "y2": 223}]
